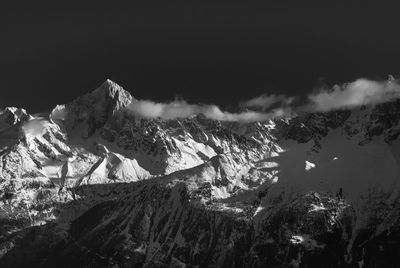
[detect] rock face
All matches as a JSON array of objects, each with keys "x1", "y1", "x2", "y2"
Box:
[{"x1": 1, "y1": 80, "x2": 400, "y2": 267}]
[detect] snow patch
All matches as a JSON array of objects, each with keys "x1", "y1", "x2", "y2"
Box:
[
  {"x1": 308, "y1": 203, "x2": 327, "y2": 212},
  {"x1": 305, "y1": 160, "x2": 315, "y2": 171},
  {"x1": 253, "y1": 206, "x2": 264, "y2": 216},
  {"x1": 22, "y1": 118, "x2": 49, "y2": 139},
  {"x1": 290, "y1": 235, "x2": 325, "y2": 249}
]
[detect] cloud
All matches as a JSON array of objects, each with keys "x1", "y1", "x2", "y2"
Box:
[
  {"x1": 305, "y1": 78, "x2": 400, "y2": 112},
  {"x1": 240, "y1": 94, "x2": 295, "y2": 111},
  {"x1": 241, "y1": 78, "x2": 400, "y2": 114},
  {"x1": 128, "y1": 100, "x2": 196, "y2": 120},
  {"x1": 200, "y1": 105, "x2": 289, "y2": 122},
  {"x1": 127, "y1": 100, "x2": 286, "y2": 123},
  {"x1": 126, "y1": 77, "x2": 400, "y2": 123},
  {"x1": 22, "y1": 118, "x2": 49, "y2": 138}
]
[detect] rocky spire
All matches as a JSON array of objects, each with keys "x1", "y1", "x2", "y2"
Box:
[
  {"x1": 61, "y1": 80, "x2": 134, "y2": 137},
  {"x1": 93, "y1": 79, "x2": 134, "y2": 112}
]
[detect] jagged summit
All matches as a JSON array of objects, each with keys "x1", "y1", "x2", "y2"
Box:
[
  {"x1": 89, "y1": 79, "x2": 134, "y2": 111},
  {"x1": 56, "y1": 79, "x2": 134, "y2": 137},
  {"x1": 93, "y1": 79, "x2": 133, "y2": 102}
]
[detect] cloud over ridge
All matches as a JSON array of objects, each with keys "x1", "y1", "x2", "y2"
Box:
[
  {"x1": 240, "y1": 94, "x2": 295, "y2": 111},
  {"x1": 126, "y1": 77, "x2": 400, "y2": 122},
  {"x1": 127, "y1": 100, "x2": 286, "y2": 123},
  {"x1": 306, "y1": 78, "x2": 400, "y2": 112}
]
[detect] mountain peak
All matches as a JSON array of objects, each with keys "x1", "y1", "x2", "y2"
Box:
[
  {"x1": 59, "y1": 80, "x2": 134, "y2": 137},
  {"x1": 101, "y1": 78, "x2": 119, "y2": 89},
  {"x1": 81, "y1": 79, "x2": 134, "y2": 113},
  {"x1": 94, "y1": 79, "x2": 133, "y2": 102}
]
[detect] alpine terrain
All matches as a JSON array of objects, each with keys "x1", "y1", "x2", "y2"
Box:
[{"x1": 1, "y1": 79, "x2": 400, "y2": 267}]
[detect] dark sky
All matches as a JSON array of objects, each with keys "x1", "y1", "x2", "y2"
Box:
[{"x1": 2, "y1": 1, "x2": 400, "y2": 112}]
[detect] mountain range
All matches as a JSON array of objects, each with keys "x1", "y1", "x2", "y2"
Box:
[{"x1": 1, "y1": 79, "x2": 400, "y2": 267}]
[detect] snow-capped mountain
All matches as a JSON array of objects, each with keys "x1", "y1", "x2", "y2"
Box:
[{"x1": 1, "y1": 79, "x2": 400, "y2": 267}]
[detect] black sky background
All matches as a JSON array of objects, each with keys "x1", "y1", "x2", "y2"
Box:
[{"x1": 2, "y1": 1, "x2": 400, "y2": 113}]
